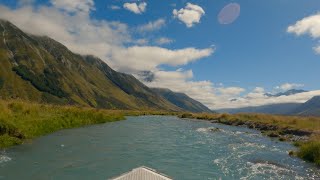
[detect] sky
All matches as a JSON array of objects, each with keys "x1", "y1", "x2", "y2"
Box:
[{"x1": 1, "y1": 0, "x2": 320, "y2": 109}]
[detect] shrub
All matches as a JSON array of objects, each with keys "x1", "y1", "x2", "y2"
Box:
[
  {"x1": 0, "y1": 134, "x2": 22, "y2": 148},
  {"x1": 297, "y1": 141, "x2": 320, "y2": 166},
  {"x1": 179, "y1": 113, "x2": 193, "y2": 118},
  {"x1": 0, "y1": 77, "x2": 4, "y2": 89},
  {"x1": 12, "y1": 65, "x2": 68, "y2": 98}
]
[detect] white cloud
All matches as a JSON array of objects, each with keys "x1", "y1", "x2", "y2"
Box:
[
  {"x1": 111, "y1": 46, "x2": 214, "y2": 72},
  {"x1": 141, "y1": 69, "x2": 249, "y2": 110},
  {"x1": 222, "y1": 90, "x2": 320, "y2": 110},
  {"x1": 288, "y1": 13, "x2": 320, "y2": 54},
  {"x1": 109, "y1": 5, "x2": 121, "y2": 10},
  {"x1": 143, "y1": 70, "x2": 216, "y2": 107},
  {"x1": 275, "y1": 83, "x2": 304, "y2": 91},
  {"x1": 155, "y1": 37, "x2": 173, "y2": 45},
  {"x1": 217, "y1": 87, "x2": 245, "y2": 96},
  {"x1": 253, "y1": 87, "x2": 265, "y2": 93},
  {"x1": 313, "y1": 45, "x2": 320, "y2": 54},
  {"x1": 142, "y1": 71, "x2": 318, "y2": 110},
  {"x1": 288, "y1": 13, "x2": 320, "y2": 38},
  {"x1": 173, "y1": 3, "x2": 205, "y2": 27},
  {"x1": 135, "y1": 38, "x2": 149, "y2": 45},
  {"x1": 137, "y1": 18, "x2": 166, "y2": 33},
  {"x1": 123, "y1": 2, "x2": 146, "y2": 14},
  {"x1": 50, "y1": 0, "x2": 95, "y2": 13}
]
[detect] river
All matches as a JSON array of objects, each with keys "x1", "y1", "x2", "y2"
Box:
[{"x1": 0, "y1": 116, "x2": 319, "y2": 179}]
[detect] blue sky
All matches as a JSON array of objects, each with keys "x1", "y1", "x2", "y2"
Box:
[
  {"x1": 1, "y1": 0, "x2": 320, "y2": 109},
  {"x1": 101, "y1": 0, "x2": 320, "y2": 90}
]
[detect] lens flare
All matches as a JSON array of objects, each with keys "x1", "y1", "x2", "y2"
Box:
[{"x1": 218, "y1": 3, "x2": 241, "y2": 25}]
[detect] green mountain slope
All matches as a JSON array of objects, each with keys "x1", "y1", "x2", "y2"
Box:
[
  {"x1": 151, "y1": 88, "x2": 213, "y2": 113},
  {"x1": 0, "y1": 20, "x2": 182, "y2": 111}
]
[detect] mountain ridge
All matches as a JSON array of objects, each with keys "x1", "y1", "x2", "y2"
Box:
[
  {"x1": 291, "y1": 96, "x2": 320, "y2": 116},
  {"x1": 264, "y1": 89, "x2": 307, "y2": 97},
  {"x1": 218, "y1": 95, "x2": 320, "y2": 117},
  {"x1": 0, "y1": 20, "x2": 212, "y2": 112},
  {"x1": 151, "y1": 88, "x2": 213, "y2": 113}
]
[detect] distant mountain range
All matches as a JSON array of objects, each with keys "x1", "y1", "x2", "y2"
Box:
[
  {"x1": 219, "y1": 90, "x2": 320, "y2": 116},
  {"x1": 291, "y1": 96, "x2": 320, "y2": 116},
  {"x1": 0, "y1": 20, "x2": 212, "y2": 112},
  {"x1": 151, "y1": 88, "x2": 213, "y2": 113},
  {"x1": 264, "y1": 89, "x2": 307, "y2": 97},
  {"x1": 218, "y1": 103, "x2": 302, "y2": 115}
]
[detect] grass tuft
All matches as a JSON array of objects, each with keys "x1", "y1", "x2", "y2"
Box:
[
  {"x1": 0, "y1": 100, "x2": 178, "y2": 149},
  {"x1": 297, "y1": 141, "x2": 320, "y2": 166}
]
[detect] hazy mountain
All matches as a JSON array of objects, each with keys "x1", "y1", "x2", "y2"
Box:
[
  {"x1": 217, "y1": 103, "x2": 302, "y2": 115},
  {"x1": 0, "y1": 20, "x2": 184, "y2": 111},
  {"x1": 264, "y1": 89, "x2": 307, "y2": 97},
  {"x1": 218, "y1": 95, "x2": 320, "y2": 117},
  {"x1": 291, "y1": 96, "x2": 320, "y2": 116},
  {"x1": 151, "y1": 88, "x2": 213, "y2": 113}
]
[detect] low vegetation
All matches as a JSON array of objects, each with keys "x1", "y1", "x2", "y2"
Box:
[
  {"x1": 297, "y1": 140, "x2": 320, "y2": 166},
  {"x1": 0, "y1": 100, "x2": 178, "y2": 148},
  {"x1": 0, "y1": 100, "x2": 126, "y2": 148},
  {"x1": 12, "y1": 65, "x2": 68, "y2": 98},
  {"x1": 179, "y1": 112, "x2": 320, "y2": 166}
]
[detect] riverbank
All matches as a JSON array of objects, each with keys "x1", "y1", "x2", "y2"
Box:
[
  {"x1": 1, "y1": 100, "x2": 319, "y2": 166},
  {"x1": 0, "y1": 100, "x2": 176, "y2": 148},
  {"x1": 178, "y1": 113, "x2": 320, "y2": 166}
]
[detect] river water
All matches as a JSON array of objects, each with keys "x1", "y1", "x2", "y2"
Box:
[{"x1": 0, "y1": 116, "x2": 319, "y2": 179}]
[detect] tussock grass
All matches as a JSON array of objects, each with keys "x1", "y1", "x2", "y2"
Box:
[
  {"x1": 297, "y1": 141, "x2": 320, "y2": 166},
  {"x1": 0, "y1": 100, "x2": 179, "y2": 148},
  {"x1": 179, "y1": 113, "x2": 320, "y2": 131},
  {"x1": 0, "y1": 100, "x2": 125, "y2": 148},
  {"x1": 295, "y1": 134, "x2": 320, "y2": 166}
]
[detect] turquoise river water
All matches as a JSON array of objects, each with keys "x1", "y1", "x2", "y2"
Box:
[{"x1": 0, "y1": 116, "x2": 319, "y2": 179}]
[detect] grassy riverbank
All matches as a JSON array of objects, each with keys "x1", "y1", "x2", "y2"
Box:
[
  {"x1": 179, "y1": 113, "x2": 320, "y2": 166},
  {"x1": 0, "y1": 100, "x2": 124, "y2": 148},
  {"x1": 1, "y1": 101, "x2": 319, "y2": 166},
  {"x1": 0, "y1": 100, "x2": 176, "y2": 148}
]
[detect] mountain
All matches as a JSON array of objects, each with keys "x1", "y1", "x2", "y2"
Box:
[
  {"x1": 217, "y1": 103, "x2": 302, "y2": 115},
  {"x1": 0, "y1": 20, "x2": 183, "y2": 111},
  {"x1": 218, "y1": 96, "x2": 320, "y2": 117},
  {"x1": 264, "y1": 89, "x2": 307, "y2": 97},
  {"x1": 151, "y1": 88, "x2": 213, "y2": 113},
  {"x1": 291, "y1": 96, "x2": 320, "y2": 116}
]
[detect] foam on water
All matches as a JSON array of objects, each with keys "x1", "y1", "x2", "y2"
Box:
[
  {"x1": 0, "y1": 155, "x2": 11, "y2": 164},
  {"x1": 196, "y1": 127, "x2": 209, "y2": 132},
  {"x1": 240, "y1": 162, "x2": 304, "y2": 180}
]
